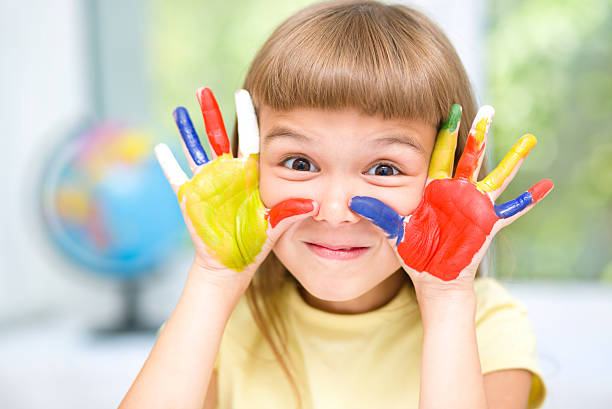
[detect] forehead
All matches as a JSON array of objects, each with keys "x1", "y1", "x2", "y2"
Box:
[{"x1": 258, "y1": 105, "x2": 437, "y2": 155}]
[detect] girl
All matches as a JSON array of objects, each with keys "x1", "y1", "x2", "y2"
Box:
[{"x1": 120, "y1": 1, "x2": 551, "y2": 408}]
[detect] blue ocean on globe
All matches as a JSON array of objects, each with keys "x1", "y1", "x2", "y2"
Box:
[{"x1": 41, "y1": 122, "x2": 187, "y2": 279}]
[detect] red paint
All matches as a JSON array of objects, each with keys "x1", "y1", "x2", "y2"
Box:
[
  {"x1": 398, "y1": 179, "x2": 498, "y2": 281},
  {"x1": 196, "y1": 87, "x2": 231, "y2": 156},
  {"x1": 528, "y1": 179, "x2": 553, "y2": 202},
  {"x1": 267, "y1": 198, "x2": 315, "y2": 228},
  {"x1": 454, "y1": 130, "x2": 484, "y2": 180}
]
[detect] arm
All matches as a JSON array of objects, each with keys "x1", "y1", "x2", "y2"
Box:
[
  {"x1": 120, "y1": 88, "x2": 317, "y2": 409},
  {"x1": 118, "y1": 263, "x2": 247, "y2": 409},
  {"x1": 484, "y1": 369, "x2": 532, "y2": 409},
  {"x1": 349, "y1": 104, "x2": 552, "y2": 409},
  {"x1": 417, "y1": 287, "x2": 486, "y2": 409},
  {"x1": 418, "y1": 289, "x2": 533, "y2": 409}
]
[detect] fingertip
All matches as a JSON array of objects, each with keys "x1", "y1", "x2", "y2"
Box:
[
  {"x1": 349, "y1": 196, "x2": 404, "y2": 241},
  {"x1": 267, "y1": 198, "x2": 317, "y2": 228},
  {"x1": 196, "y1": 87, "x2": 209, "y2": 105},
  {"x1": 154, "y1": 142, "x2": 170, "y2": 158},
  {"x1": 172, "y1": 106, "x2": 188, "y2": 123},
  {"x1": 478, "y1": 105, "x2": 495, "y2": 118},
  {"x1": 444, "y1": 104, "x2": 462, "y2": 133},
  {"x1": 528, "y1": 179, "x2": 554, "y2": 202}
]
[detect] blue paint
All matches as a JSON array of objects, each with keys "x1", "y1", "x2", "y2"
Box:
[
  {"x1": 494, "y1": 191, "x2": 533, "y2": 218},
  {"x1": 173, "y1": 107, "x2": 209, "y2": 165},
  {"x1": 350, "y1": 196, "x2": 404, "y2": 245}
]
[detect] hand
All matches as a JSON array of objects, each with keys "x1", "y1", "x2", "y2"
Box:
[
  {"x1": 155, "y1": 87, "x2": 317, "y2": 282},
  {"x1": 349, "y1": 105, "x2": 553, "y2": 289}
]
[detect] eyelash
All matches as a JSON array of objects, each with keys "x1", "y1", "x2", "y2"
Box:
[
  {"x1": 281, "y1": 156, "x2": 402, "y2": 176},
  {"x1": 281, "y1": 156, "x2": 320, "y2": 172},
  {"x1": 365, "y1": 162, "x2": 401, "y2": 176}
]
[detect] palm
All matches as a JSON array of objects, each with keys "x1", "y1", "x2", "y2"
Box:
[
  {"x1": 399, "y1": 178, "x2": 498, "y2": 281},
  {"x1": 155, "y1": 87, "x2": 315, "y2": 274},
  {"x1": 350, "y1": 104, "x2": 553, "y2": 282}
]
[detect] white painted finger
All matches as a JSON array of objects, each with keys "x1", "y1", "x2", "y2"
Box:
[
  {"x1": 154, "y1": 143, "x2": 189, "y2": 195},
  {"x1": 235, "y1": 89, "x2": 260, "y2": 157}
]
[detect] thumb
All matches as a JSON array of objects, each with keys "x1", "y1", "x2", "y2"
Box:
[
  {"x1": 265, "y1": 199, "x2": 319, "y2": 244},
  {"x1": 349, "y1": 196, "x2": 405, "y2": 245}
]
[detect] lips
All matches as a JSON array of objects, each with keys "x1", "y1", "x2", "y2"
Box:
[{"x1": 305, "y1": 242, "x2": 370, "y2": 260}]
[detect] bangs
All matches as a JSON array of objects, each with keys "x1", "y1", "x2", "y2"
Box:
[{"x1": 246, "y1": 2, "x2": 464, "y2": 128}]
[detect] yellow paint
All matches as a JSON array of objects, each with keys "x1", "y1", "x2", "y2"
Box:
[
  {"x1": 477, "y1": 134, "x2": 537, "y2": 193},
  {"x1": 428, "y1": 126, "x2": 457, "y2": 179},
  {"x1": 473, "y1": 116, "x2": 489, "y2": 145},
  {"x1": 429, "y1": 104, "x2": 461, "y2": 180},
  {"x1": 178, "y1": 153, "x2": 268, "y2": 271}
]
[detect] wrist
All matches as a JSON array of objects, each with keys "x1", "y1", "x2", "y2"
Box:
[
  {"x1": 186, "y1": 261, "x2": 253, "y2": 307},
  {"x1": 415, "y1": 284, "x2": 477, "y2": 325}
]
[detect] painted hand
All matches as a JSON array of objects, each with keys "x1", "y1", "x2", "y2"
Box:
[
  {"x1": 155, "y1": 88, "x2": 317, "y2": 275},
  {"x1": 349, "y1": 105, "x2": 553, "y2": 283}
]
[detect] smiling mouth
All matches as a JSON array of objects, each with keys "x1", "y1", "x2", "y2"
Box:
[{"x1": 305, "y1": 242, "x2": 370, "y2": 260}]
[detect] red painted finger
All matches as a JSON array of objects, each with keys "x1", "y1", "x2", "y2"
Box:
[
  {"x1": 529, "y1": 178, "x2": 554, "y2": 202},
  {"x1": 454, "y1": 106, "x2": 494, "y2": 181},
  {"x1": 196, "y1": 87, "x2": 231, "y2": 156},
  {"x1": 267, "y1": 199, "x2": 315, "y2": 228}
]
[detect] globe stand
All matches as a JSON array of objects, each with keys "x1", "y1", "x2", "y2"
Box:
[{"x1": 93, "y1": 277, "x2": 159, "y2": 336}]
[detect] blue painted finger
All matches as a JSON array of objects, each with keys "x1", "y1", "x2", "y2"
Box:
[
  {"x1": 349, "y1": 196, "x2": 404, "y2": 245},
  {"x1": 493, "y1": 191, "x2": 533, "y2": 218},
  {"x1": 173, "y1": 106, "x2": 209, "y2": 165}
]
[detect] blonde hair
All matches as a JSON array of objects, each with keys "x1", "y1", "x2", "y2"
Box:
[{"x1": 231, "y1": 1, "x2": 482, "y2": 406}]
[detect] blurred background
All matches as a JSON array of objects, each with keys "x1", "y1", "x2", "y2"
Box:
[{"x1": 1, "y1": 0, "x2": 610, "y2": 408}]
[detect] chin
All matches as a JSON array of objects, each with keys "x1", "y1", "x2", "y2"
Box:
[{"x1": 287, "y1": 259, "x2": 390, "y2": 302}]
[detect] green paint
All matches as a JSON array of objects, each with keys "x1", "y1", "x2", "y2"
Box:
[
  {"x1": 178, "y1": 154, "x2": 268, "y2": 271},
  {"x1": 442, "y1": 104, "x2": 462, "y2": 132}
]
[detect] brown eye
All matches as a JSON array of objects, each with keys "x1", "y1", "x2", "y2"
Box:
[
  {"x1": 366, "y1": 163, "x2": 400, "y2": 176},
  {"x1": 283, "y1": 157, "x2": 319, "y2": 172}
]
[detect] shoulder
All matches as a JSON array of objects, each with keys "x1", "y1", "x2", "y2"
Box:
[
  {"x1": 473, "y1": 277, "x2": 547, "y2": 409},
  {"x1": 218, "y1": 289, "x2": 279, "y2": 367},
  {"x1": 473, "y1": 277, "x2": 535, "y2": 355},
  {"x1": 474, "y1": 277, "x2": 529, "y2": 322}
]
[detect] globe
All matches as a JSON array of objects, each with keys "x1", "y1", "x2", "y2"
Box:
[
  {"x1": 41, "y1": 121, "x2": 186, "y2": 281},
  {"x1": 39, "y1": 121, "x2": 188, "y2": 333}
]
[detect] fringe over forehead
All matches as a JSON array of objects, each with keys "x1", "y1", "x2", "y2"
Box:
[{"x1": 244, "y1": 0, "x2": 476, "y2": 128}]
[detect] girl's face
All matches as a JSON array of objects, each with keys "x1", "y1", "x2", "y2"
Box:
[{"x1": 258, "y1": 105, "x2": 437, "y2": 310}]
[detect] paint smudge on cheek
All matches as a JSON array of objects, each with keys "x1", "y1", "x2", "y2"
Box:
[{"x1": 178, "y1": 154, "x2": 268, "y2": 270}]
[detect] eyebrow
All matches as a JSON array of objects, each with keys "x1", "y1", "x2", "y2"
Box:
[
  {"x1": 263, "y1": 125, "x2": 426, "y2": 154},
  {"x1": 263, "y1": 126, "x2": 312, "y2": 146},
  {"x1": 373, "y1": 134, "x2": 426, "y2": 155}
]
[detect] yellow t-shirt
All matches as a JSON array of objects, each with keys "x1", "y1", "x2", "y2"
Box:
[{"x1": 215, "y1": 277, "x2": 546, "y2": 408}]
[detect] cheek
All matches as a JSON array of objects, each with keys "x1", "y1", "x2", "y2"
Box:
[
  {"x1": 372, "y1": 177, "x2": 428, "y2": 216},
  {"x1": 259, "y1": 164, "x2": 311, "y2": 208}
]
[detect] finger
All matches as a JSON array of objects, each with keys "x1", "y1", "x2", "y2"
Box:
[
  {"x1": 454, "y1": 105, "x2": 495, "y2": 181},
  {"x1": 154, "y1": 143, "x2": 189, "y2": 195},
  {"x1": 477, "y1": 134, "x2": 537, "y2": 199},
  {"x1": 264, "y1": 199, "x2": 318, "y2": 244},
  {"x1": 235, "y1": 89, "x2": 260, "y2": 158},
  {"x1": 196, "y1": 87, "x2": 231, "y2": 157},
  {"x1": 267, "y1": 199, "x2": 318, "y2": 229},
  {"x1": 493, "y1": 179, "x2": 554, "y2": 219},
  {"x1": 173, "y1": 107, "x2": 209, "y2": 171},
  {"x1": 428, "y1": 104, "x2": 461, "y2": 180},
  {"x1": 349, "y1": 196, "x2": 405, "y2": 245}
]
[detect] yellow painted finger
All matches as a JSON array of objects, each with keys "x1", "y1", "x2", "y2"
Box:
[
  {"x1": 428, "y1": 104, "x2": 462, "y2": 179},
  {"x1": 477, "y1": 134, "x2": 537, "y2": 193}
]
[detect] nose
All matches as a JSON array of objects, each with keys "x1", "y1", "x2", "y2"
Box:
[{"x1": 312, "y1": 179, "x2": 361, "y2": 226}]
